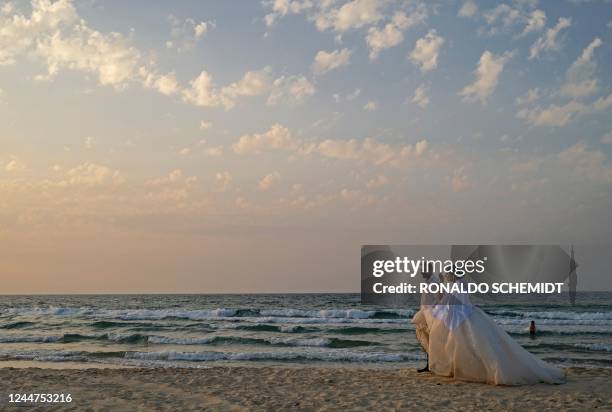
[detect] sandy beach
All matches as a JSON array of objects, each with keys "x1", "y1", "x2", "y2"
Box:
[{"x1": 0, "y1": 366, "x2": 610, "y2": 411}]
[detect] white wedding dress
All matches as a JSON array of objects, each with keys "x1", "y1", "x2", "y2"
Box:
[{"x1": 411, "y1": 277, "x2": 566, "y2": 385}]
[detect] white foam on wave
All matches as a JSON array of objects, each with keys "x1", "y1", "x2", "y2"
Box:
[
  {"x1": 125, "y1": 349, "x2": 421, "y2": 363},
  {"x1": 147, "y1": 335, "x2": 337, "y2": 348},
  {"x1": 574, "y1": 343, "x2": 612, "y2": 352},
  {"x1": 0, "y1": 335, "x2": 62, "y2": 343},
  {"x1": 148, "y1": 336, "x2": 216, "y2": 345},
  {"x1": 1, "y1": 307, "x2": 414, "y2": 322}
]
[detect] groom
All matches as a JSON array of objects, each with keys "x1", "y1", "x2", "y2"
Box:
[{"x1": 411, "y1": 263, "x2": 440, "y2": 373}]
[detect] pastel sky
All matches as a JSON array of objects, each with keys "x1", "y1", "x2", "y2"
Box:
[{"x1": 1, "y1": 0, "x2": 611, "y2": 293}]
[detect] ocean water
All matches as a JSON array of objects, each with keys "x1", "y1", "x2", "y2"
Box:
[{"x1": 0, "y1": 293, "x2": 610, "y2": 369}]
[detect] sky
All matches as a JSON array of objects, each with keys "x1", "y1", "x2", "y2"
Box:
[{"x1": 1, "y1": 0, "x2": 611, "y2": 293}]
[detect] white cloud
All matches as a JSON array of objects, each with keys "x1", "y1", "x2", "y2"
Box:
[
  {"x1": 148, "y1": 169, "x2": 184, "y2": 186},
  {"x1": 558, "y1": 142, "x2": 612, "y2": 183},
  {"x1": 84, "y1": 136, "x2": 95, "y2": 149},
  {"x1": 267, "y1": 75, "x2": 315, "y2": 105},
  {"x1": 409, "y1": 30, "x2": 444, "y2": 72},
  {"x1": 366, "y1": 175, "x2": 388, "y2": 189},
  {"x1": 517, "y1": 101, "x2": 585, "y2": 127},
  {"x1": 601, "y1": 131, "x2": 612, "y2": 145},
  {"x1": 515, "y1": 88, "x2": 540, "y2": 106},
  {"x1": 312, "y1": 48, "x2": 351, "y2": 75},
  {"x1": 0, "y1": 0, "x2": 78, "y2": 66},
  {"x1": 215, "y1": 171, "x2": 232, "y2": 191},
  {"x1": 451, "y1": 167, "x2": 469, "y2": 192},
  {"x1": 0, "y1": 0, "x2": 179, "y2": 96},
  {"x1": 62, "y1": 163, "x2": 124, "y2": 187},
  {"x1": 36, "y1": 23, "x2": 142, "y2": 88},
  {"x1": 183, "y1": 68, "x2": 271, "y2": 109},
  {"x1": 458, "y1": 1, "x2": 478, "y2": 18},
  {"x1": 232, "y1": 124, "x2": 429, "y2": 168},
  {"x1": 141, "y1": 70, "x2": 180, "y2": 96},
  {"x1": 363, "y1": 100, "x2": 378, "y2": 111},
  {"x1": 182, "y1": 71, "x2": 219, "y2": 107},
  {"x1": 365, "y1": 8, "x2": 427, "y2": 60},
  {"x1": 264, "y1": 0, "x2": 313, "y2": 26},
  {"x1": 232, "y1": 123, "x2": 297, "y2": 154},
  {"x1": 521, "y1": 9, "x2": 546, "y2": 36},
  {"x1": 459, "y1": 50, "x2": 513, "y2": 104},
  {"x1": 258, "y1": 171, "x2": 281, "y2": 190},
  {"x1": 517, "y1": 93, "x2": 612, "y2": 127},
  {"x1": 4, "y1": 159, "x2": 26, "y2": 172},
  {"x1": 314, "y1": 137, "x2": 428, "y2": 167},
  {"x1": 167, "y1": 15, "x2": 214, "y2": 53},
  {"x1": 560, "y1": 37, "x2": 602, "y2": 99},
  {"x1": 206, "y1": 146, "x2": 224, "y2": 157},
  {"x1": 315, "y1": 0, "x2": 385, "y2": 33},
  {"x1": 529, "y1": 17, "x2": 571, "y2": 60},
  {"x1": 411, "y1": 84, "x2": 430, "y2": 108},
  {"x1": 220, "y1": 68, "x2": 272, "y2": 106}
]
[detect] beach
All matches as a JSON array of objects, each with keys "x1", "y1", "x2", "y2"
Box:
[{"x1": 1, "y1": 366, "x2": 611, "y2": 411}]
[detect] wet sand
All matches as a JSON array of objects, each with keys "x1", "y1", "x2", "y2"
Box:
[{"x1": 0, "y1": 366, "x2": 610, "y2": 411}]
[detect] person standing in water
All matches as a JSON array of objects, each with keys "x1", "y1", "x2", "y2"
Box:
[{"x1": 529, "y1": 321, "x2": 536, "y2": 338}]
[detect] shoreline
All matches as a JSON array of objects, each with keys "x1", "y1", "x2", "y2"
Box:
[{"x1": 1, "y1": 366, "x2": 610, "y2": 410}]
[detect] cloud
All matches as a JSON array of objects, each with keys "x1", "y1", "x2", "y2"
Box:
[
  {"x1": 479, "y1": 4, "x2": 546, "y2": 37},
  {"x1": 166, "y1": 15, "x2": 214, "y2": 53},
  {"x1": 411, "y1": 84, "x2": 430, "y2": 108},
  {"x1": 61, "y1": 163, "x2": 124, "y2": 187},
  {"x1": 365, "y1": 8, "x2": 427, "y2": 59},
  {"x1": 558, "y1": 142, "x2": 612, "y2": 183},
  {"x1": 601, "y1": 131, "x2": 612, "y2": 145},
  {"x1": 314, "y1": 0, "x2": 385, "y2": 33},
  {"x1": 36, "y1": 22, "x2": 142, "y2": 88},
  {"x1": 0, "y1": 0, "x2": 178, "y2": 95},
  {"x1": 215, "y1": 171, "x2": 232, "y2": 191},
  {"x1": 521, "y1": 9, "x2": 546, "y2": 36},
  {"x1": 313, "y1": 137, "x2": 428, "y2": 167},
  {"x1": 258, "y1": 171, "x2": 281, "y2": 190},
  {"x1": 0, "y1": 0, "x2": 78, "y2": 66},
  {"x1": 182, "y1": 71, "x2": 219, "y2": 107},
  {"x1": 515, "y1": 88, "x2": 540, "y2": 106},
  {"x1": 529, "y1": 17, "x2": 571, "y2": 60},
  {"x1": 4, "y1": 159, "x2": 26, "y2": 172},
  {"x1": 312, "y1": 48, "x2": 351, "y2": 75},
  {"x1": 560, "y1": 37, "x2": 602, "y2": 99},
  {"x1": 334, "y1": 88, "x2": 361, "y2": 103},
  {"x1": 458, "y1": 1, "x2": 478, "y2": 18},
  {"x1": 459, "y1": 50, "x2": 513, "y2": 104},
  {"x1": 264, "y1": 0, "x2": 313, "y2": 26},
  {"x1": 409, "y1": 30, "x2": 444, "y2": 72},
  {"x1": 206, "y1": 146, "x2": 224, "y2": 157},
  {"x1": 517, "y1": 93, "x2": 612, "y2": 127},
  {"x1": 267, "y1": 75, "x2": 315, "y2": 105},
  {"x1": 451, "y1": 167, "x2": 470, "y2": 192},
  {"x1": 231, "y1": 124, "x2": 429, "y2": 168},
  {"x1": 148, "y1": 169, "x2": 184, "y2": 186},
  {"x1": 183, "y1": 68, "x2": 271, "y2": 109},
  {"x1": 363, "y1": 100, "x2": 378, "y2": 111},
  {"x1": 141, "y1": 70, "x2": 180, "y2": 96},
  {"x1": 220, "y1": 68, "x2": 272, "y2": 105},
  {"x1": 366, "y1": 175, "x2": 388, "y2": 189},
  {"x1": 84, "y1": 136, "x2": 95, "y2": 150},
  {"x1": 232, "y1": 123, "x2": 297, "y2": 154}
]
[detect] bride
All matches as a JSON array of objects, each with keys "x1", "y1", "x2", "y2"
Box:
[{"x1": 412, "y1": 272, "x2": 566, "y2": 385}]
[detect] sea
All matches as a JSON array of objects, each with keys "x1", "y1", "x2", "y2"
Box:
[{"x1": 0, "y1": 293, "x2": 610, "y2": 369}]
